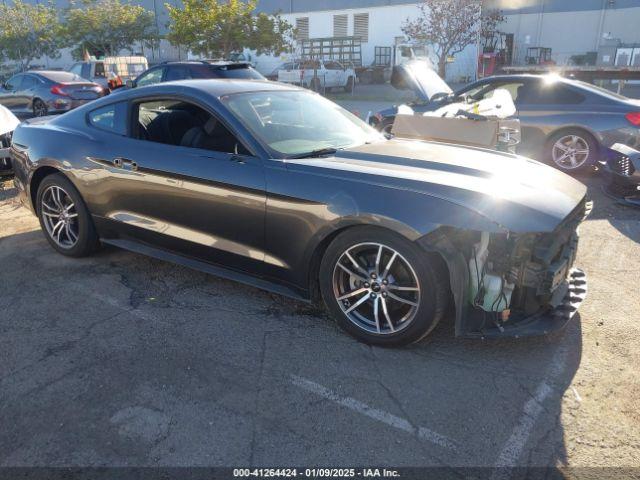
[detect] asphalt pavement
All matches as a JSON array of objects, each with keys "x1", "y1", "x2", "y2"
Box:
[{"x1": 0, "y1": 173, "x2": 638, "y2": 470}]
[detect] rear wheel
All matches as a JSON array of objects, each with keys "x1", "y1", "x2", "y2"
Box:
[
  {"x1": 32, "y1": 99, "x2": 48, "y2": 117},
  {"x1": 546, "y1": 129, "x2": 598, "y2": 173},
  {"x1": 319, "y1": 227, "x2": 448, "y2": 346},
  {"x1": 36, "y1": 173, "x2": 99, "y2": 257}
]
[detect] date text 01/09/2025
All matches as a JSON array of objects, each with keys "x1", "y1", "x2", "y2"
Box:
[{"x1": 233, "y1": 468, "x2": 401, "y2": 478}]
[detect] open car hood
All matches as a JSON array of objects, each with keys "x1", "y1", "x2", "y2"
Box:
[
  {"x1": 390, "y1": 60, "x2": 453, "y2": 102},
  {"x1": 0, "y1": 105, "x2": 19, "y2": 136}
]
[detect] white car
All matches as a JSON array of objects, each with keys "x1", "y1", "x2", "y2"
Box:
[{"x1": 277, "y1": 60, "x2": 356, "y2": 92}]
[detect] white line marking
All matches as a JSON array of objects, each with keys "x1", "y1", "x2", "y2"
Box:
[
  {"x1": 290, "y1": 375, "x2": 458, "y2": 452},
  {"x1": 490, "y1": 344, "x2": 570, "y2": 477}
]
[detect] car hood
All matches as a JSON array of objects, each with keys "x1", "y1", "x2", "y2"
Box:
[
  {"x1": 288, "y1": 139, "x2": 587, "y2": 233},
  {"x1": 390, "y1": 60, "x2": 453, "y2": 102}
]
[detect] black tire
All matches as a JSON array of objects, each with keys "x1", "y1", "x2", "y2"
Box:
[
  {"x1": 545, "y1": 128, "x2": 599, "y2": 174},
  {"x1": 319, "y1": 226, "x2": 449, "y2": 347},
  {"x1": 345, "y1": 76, "x2": 355, "y2": 93},
  {"x1": 36, "y1": 173, "x2": 100, "y2": 257},
  {"x1": 32, "y1": 98, "x2": 48, "y2": 117}
]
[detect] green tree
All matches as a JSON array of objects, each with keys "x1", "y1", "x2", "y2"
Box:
[
  {"x1": 63, "y1": 0, "x2": 158, "y2": 59},
  {"x1": 166, "y1": 0, "x2": 294, "y2": 59},
  {"x1": 402, "y1": 0, "x2": 504, "y2": 78},
  {"x1": 0, "y1": 0, "x2": 63, "y2": 70}
]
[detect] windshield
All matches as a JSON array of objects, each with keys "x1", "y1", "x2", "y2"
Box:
[{"x1": 223, "y1": 90, "x2": 384, "y2": 156}]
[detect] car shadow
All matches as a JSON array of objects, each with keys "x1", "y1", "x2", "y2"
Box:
[{"x1": 575, "y1": 171, "x2": 640, "y2": 244}]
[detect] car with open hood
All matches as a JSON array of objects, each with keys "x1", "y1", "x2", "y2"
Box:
[
  {"x1": 371, "y1": 64, "x2": 640, "y2": 174},
  {"x1": 10, "y1": 79, "x2": 588, "y2": 346}
]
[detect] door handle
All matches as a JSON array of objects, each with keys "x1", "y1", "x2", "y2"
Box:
[{"x1": 113, "y1": 157, "x2": 138, "y2": 171}]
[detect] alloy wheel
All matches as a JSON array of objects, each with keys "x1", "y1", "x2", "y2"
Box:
[
  {"x1": 552, "y1": 134, "x2": 590, "y2": 170},
  {"x1": 40, "y1": 185, "x2": 79, "y2": 249},
  {"x1": 33, "y1": 100, "x2": 48, "y2": 117},
  {"x1": 332, "y1": 242, "x2": 421, "y2": 335}
]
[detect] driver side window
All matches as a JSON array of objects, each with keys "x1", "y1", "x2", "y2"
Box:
[
  {"x1": 465, "y1": 82, "x2": 525, "y2": 104},
  {"x1": 5, "y1": 75, "x2": 22, "y2": 91},
  {"x1": 132, "y1": 98, "x2": 250, "y2": 155}
]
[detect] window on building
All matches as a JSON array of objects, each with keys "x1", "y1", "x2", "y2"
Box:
[
  {"x1": 296, "y1": 17, "x2": 309, "y2": 41},
  {"x1": 333, "y1": 14, "x2": 348, "y2": 37},
  {"x1": 353, "y1": 13, "x2": 369, "y2": 43}
]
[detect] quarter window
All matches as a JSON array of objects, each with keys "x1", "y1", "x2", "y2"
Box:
[
  {"x1": 88, "y1": 102, "x2": 128, "y2": 135},
  {"x1": 519, "y1": 83, "x2": 585, "y2": 105}
]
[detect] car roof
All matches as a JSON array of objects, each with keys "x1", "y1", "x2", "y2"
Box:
[
  {"x1": 24, "y1": 70, "x2": 82, "y2": 81},
  {"x1": 115, "y1": 79, "x2": 304, "y2": 101},
  {"x1": 159, "y1": 61, "x2": 253, "y2": 68}
]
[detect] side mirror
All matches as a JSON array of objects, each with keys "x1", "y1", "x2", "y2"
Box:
[{"x1": 125, "y1": 79, "x2": 135, "y2": 89}]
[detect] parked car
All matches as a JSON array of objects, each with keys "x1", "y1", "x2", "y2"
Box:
[
  {"x1": 127, "y1": 61, "x2": 265, "y2": 89},
  {"x1": 277, "y1": 59, "x2": 356, "y2": 92},
  {"x1": 69, "y1": 56, "x2": 148, "y2": 90},
  {"x1": 0, "y1": 71, "x2": 107, "y2": 117},
  {"x1": 371, "y1": 69, "x2": 640, "y2": 173},
  {"x1": 0, "y1": 104, "x2": 19, "y2": 176},
  {"x1": 11, "y1": 79, "x2": 588, "y2": 346}
]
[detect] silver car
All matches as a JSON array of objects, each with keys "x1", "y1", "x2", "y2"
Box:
[
  {"x1": 375, "y1": 72, "x2": 640, "y2": 173},
  {"x1": 0, "y1": 70, "x2": 106, "y2": 117}
]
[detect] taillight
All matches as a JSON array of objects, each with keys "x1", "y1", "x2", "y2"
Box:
[
  {"x1": 625, "y1": 112, "x2": 640, "y2": 126},
  {"x1": 50, "y1": 84, "x2": 69, "y2": 96}
]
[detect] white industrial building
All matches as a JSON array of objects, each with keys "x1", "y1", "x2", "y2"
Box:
[
  {"x1": 251, "y1": 0, "x2": 478, "y2": 81},
  {"x1": 4, "y1": 0, "x2": 640, "y2": 81}
]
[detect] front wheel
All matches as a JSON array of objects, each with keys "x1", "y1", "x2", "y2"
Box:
[
  {"x1": 36, "y1": 173, "x2": 100, "y2": 257},
  {"x1": 546, "y1": 129, "x2": 598, "y2": 173},
  {"x1": 319, "y1": 227, "x2": 449, "y2": 346}
]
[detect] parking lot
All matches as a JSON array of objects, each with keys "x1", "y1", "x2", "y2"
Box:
[{"x1": 1, "y1": 166, "x2": 639, "y2": 470}]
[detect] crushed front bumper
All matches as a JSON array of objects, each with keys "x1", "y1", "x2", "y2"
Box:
[{"x1": 470, "y1": 268, "x2": 587, "y2": 339}]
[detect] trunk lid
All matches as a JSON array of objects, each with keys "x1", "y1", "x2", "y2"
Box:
[{"x1": 53, "y1": 82, "x2": 104, "y2": 100}]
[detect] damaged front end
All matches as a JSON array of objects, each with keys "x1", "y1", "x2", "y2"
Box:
[{"x1": 420, "y1": 199, "x2": 591, "y2": 338}]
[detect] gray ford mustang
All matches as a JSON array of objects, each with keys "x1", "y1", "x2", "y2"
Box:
[{"x1": 10, "y1": 79, "x2": 589, "y2": 346}]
